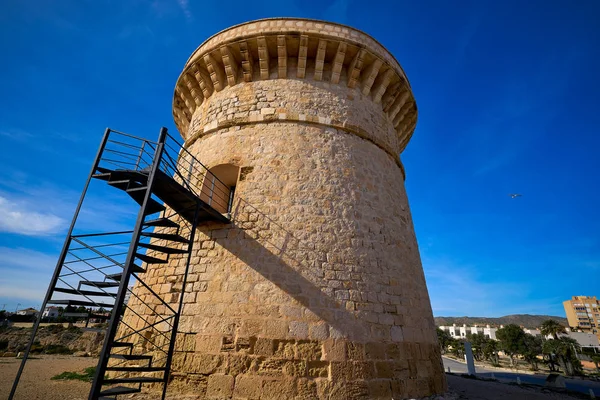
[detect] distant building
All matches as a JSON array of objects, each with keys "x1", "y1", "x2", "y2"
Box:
[
  {"x1": 42, "y1": 306, "x2": 59, "y2": 319},
  {"x1": 524, "y1": 328, "x2": 541, "y2": 336},
  {"x1": 16, "y1": 308, "x2": 39, "y2": 316},
  {"x1": 563, "y1": 296, "x2": 600, "y2": 339},
  {"x1": 439, "y1": 324, "x2": 499, "y2": 340},
  {"x1": 439, "y1": 323, "x2": 600, "y2": 350},
  {"x1": 559, "y1": 329, "x2": 600, "y2": 349}
]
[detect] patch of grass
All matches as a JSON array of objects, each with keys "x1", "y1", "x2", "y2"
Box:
[{"x1": 51, "y1": 366, "x2": 96, "y2": 382}]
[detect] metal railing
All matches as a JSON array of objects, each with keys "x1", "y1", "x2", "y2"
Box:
[{"x1": 96, "y1": 129, "x2": 233, "y2": 216}]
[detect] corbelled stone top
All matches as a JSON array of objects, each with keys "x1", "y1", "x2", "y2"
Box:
[{"x1": 173, "y1": 18, "x2": 418, "y2": 153}]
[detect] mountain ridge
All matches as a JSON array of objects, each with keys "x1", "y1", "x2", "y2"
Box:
[{"x1": 434, "y1": 314, "x2": 568, "y2": 329}]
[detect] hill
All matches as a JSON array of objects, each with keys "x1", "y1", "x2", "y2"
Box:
[{"x1": 434, "y1": 314, "x2": 568, "y2": 329}]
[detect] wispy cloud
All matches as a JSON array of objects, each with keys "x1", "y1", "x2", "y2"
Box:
[
  {"x1": 0, "y1": 129, "x2": 34, "y2": 141},
  {"x1": 177, "y1": 0, "x2": 192, "y2": 21},
  {"x1": 0, "y1": 196, "x2": 66, "y2": 236},
  {"x1": 422, "y1": 255, "x2": 533, "y2": 316},
  {"x1": 0, "y1": 173, "x2": 138, "y2": 236},
  {"x1": 118, "y1": 24, "x2": 155, "y2": 40},
  {"x1": 0, "y1": 247, "x2": 58, "y2": 304}
]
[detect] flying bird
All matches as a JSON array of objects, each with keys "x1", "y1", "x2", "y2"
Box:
[{"x1": 509, "y1": 193, "x2": 522, "y2": 199}]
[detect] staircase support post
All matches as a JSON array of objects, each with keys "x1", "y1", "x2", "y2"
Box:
[
  {"x1": 89, "y1": 127, "x2": 169, "y2": 400},
  {"x1": 8, "y1": 128, "x2": 112, "y2": 400}
]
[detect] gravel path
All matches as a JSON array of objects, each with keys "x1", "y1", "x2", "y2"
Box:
[{"x1": 446, "y1": 374, "x2": 582, "y2": 399}]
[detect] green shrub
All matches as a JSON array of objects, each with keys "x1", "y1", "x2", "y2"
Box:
[{"x1": 51, "y1": 366, "x2": 96, "y2": 382}]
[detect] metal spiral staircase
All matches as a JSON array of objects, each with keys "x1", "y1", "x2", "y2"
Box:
[{"x1": 9, "y1": 127, "x2": 233, "y2": 400}]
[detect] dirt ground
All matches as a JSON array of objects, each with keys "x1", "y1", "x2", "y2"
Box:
[
  {"x1": 0, "y1": 355, "x2": 96, "y2": 400},
  {"x1": 0, "y1": 356, "x2": 587, "y2": 399}
]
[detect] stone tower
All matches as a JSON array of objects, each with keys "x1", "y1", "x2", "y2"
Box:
[{"x1": 140, "y1": 18, "x2": 445, "y2": 399}]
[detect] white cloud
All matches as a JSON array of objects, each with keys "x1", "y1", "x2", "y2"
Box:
[{"x1": 0, "y1": 196, "x2": 66, "y2": 236}]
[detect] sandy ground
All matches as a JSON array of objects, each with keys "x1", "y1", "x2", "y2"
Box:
[
  {"x1": 0, "y1": 356, "x2": 587, "y2": 400},
  {"x1": 0, "y1": 355, "x2": 96, "y2": 400}
]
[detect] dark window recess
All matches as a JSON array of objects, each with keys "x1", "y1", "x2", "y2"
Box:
[{"x1": 239, "y1": 166, "x2": 254, "y2": 181}]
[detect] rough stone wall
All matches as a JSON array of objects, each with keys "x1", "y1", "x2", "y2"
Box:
[
  {"x1": 125, "y1": 18, "x2": 445, "y2": 399},
  {"x1": 186, "y1": 79, "x2": 403, "y2": 170}
]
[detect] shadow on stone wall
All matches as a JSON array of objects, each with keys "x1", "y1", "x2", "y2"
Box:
[{"x1": 208, "y1": 196, "x2": 372, "y2": 341}]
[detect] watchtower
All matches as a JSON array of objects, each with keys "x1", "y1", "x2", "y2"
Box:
[{"x1": 151, "y1": 18, "x2": 446, "y2": 398}]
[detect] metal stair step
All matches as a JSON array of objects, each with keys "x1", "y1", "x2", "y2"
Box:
[
  {"x1": 106, "y1": 169, "x2": 148, "y2": 182},
  {"x1": 99, "y1": 386, "x2": 141, "y2": 396},
  {"x1": 140, "y1": 232, "x2": 189, "y2": 243},
  {"x1": 102, "y1": 376, "x2": 163, "y2": 384},
  {"x1": 105, "y1": 264, "x2": 145, "y2": 282},
  {"x1": 107, "y1": 179, "x2": 145, "y2": 191},
  {"x1": 110, "y1": 354, "x2": 153, "y2": 361},
  {"x1": 135, "y1": 253, "x2": 167, "y2": 264},
  {"x1": 47, "y1": 299, "x2": 114, "y2": 308},
  {"x1": 143, "y1": 217, "x2": 180, "y2": 228},
  {"x1": 106, "y1": 264, "x2": 146, "y2": 282},
  {"x1": 111, "y1": 341, "x2": 134, "y2": 348},
  {"x1": 53, "y1": 287, "x2": 117, "y2": 297},
  {"x1": 138, "y1": 242, "x2": 188, "y2": 255},
  {"x1": 88, "y1": 313, "x2": 111, "y2": 320},
  {"x1": 79, "y1": 280, "x2": 120, "y2": 288},
  {"x1": 105, "y1": 366, "x2": 165, "y2": 372},
  {"x1": 125, "y1": 187, "x2": 165, "y2": 215}
]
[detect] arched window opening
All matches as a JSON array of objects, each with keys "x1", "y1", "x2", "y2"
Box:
[{"x1": 200, "y1": 164, "x2": 239, "y2": 214}]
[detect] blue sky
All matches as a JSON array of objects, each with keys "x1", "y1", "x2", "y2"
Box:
[{"x1": 0, "y1": 1, "x2": 598, "y2": 317}]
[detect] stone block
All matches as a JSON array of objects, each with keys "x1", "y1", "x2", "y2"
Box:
[
  {"x1": 307, "y1": 360, "x2": 329, "y2": 378},
  {"x1": 329, "y1": 361, "x2": 353, "y2": 381},
  {"x1": 261, "y1": 377, "x2": 297, "y2": 399},
  {"x1": 283, "y1": 360, "x2": 307, "y2": 377},
  {"x1": 289, "y1": 321, "x2": 309, "y2": 339},
  {"x1": 188, "y1": 353, "x2": 225, "y2": 374},
  {"x1": 368, "y1": 379, "x2": 392, "y2": 398},
  {"x1": 233, "y1": 375, "x2": 263, "y2": 399},
  {"x1": 365, "y1": 342, "x2": 386, "y2": 360},
  {"x1": 227, "y1": 354, "x2": 252, "y2": 375},
  {"x1": 309, "y1": 323, "x2": 329, "y2": 340},
  {"x1": 352, "y1": 361, "x2": 375, "y2": 380},
  {"x1": 391, "y1": 378, "x2": 407, "y2": 398},
  {"x1": 254, "y1": 337, "x2": 275, "y2": 356},
  {"x1": 196, "y1": 335, "x2": 223, "y2": 354},
  {"x1": 206, "y1": 374, "x2": 234, "y2": 398},
  {"x1": 346, "y1": 342, "x2": 365, "y2": 360},
  {"x1": 295, "y1": 340, "x2": 321, "y2": 360},
  {"x1": 322, "y1": 339, "x2": 346, "y2": 361},
  {"x1": 375, "y1": 361, "x2": 394, "y2": 379},
  {"x1": 274, "y1": 340, "x2": 296, "y2": 359},
  {"x1": 296, "y1": 378, "x2": 318, "y2": 399},
  {"x1": 258, "y1": 358, "x2": 287, "y2": 376}
]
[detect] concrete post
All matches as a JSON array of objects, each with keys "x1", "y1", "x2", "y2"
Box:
[{"x1": 464, "y1": 341, "x2": 476, "y2": 375}]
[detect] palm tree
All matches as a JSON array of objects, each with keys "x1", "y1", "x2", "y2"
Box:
[
  {"x1": 540, "y1": 319, "x2": 566, "y2": 339},
  {"x1": 543, "y1": 337, "x2": 581, "y2": 376}
]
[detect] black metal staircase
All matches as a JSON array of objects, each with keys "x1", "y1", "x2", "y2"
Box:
[{"x1": 9, "y1": 127, "x2": 233, "y2": 400}]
